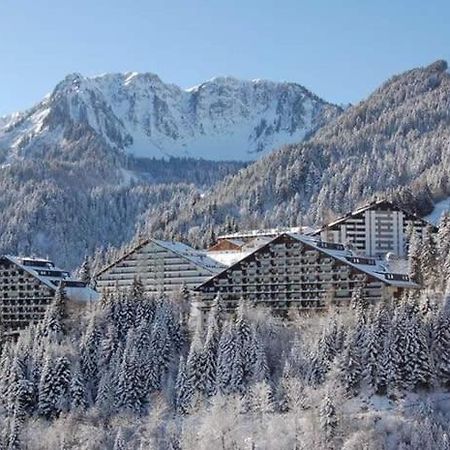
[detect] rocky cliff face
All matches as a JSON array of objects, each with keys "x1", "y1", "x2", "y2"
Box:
[{"x1": 0, "y1": 72, "x2": 341, "y2": 162}]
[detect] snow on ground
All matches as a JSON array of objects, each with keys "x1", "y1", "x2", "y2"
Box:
[{"x1": 425, "y1": 196, "x2": 450, "y2": 225}]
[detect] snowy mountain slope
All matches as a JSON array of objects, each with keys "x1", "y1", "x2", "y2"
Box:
[
  {"x1": 140, "y1": 60, "x2": 450, "y2": 238},
  {"x1": 0, "y1": 73, "x2": 341, "y2": 161}
]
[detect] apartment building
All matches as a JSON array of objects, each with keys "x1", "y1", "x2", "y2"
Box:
[
  {"x1": 95, "y1": 238, "x2": 225, "y2": 296},
  {"x1": 0, "y1": 255, "x2": 97, "y2": 332},
  {"x1": 312, "y1": 200, "x2": 435, "y2": 257},
  {"x1": 195, "y1": 233, "x2": 417, "y2": 316}
]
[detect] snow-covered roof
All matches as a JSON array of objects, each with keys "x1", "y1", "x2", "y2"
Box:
[
  {"x1": 207, "y1": 250, "x2": 253, "y2": 266},
  {"x1": 3, "y1": 255, "x2": 99, "y2": 303},
  {"x1": 207, "y1": 236, "x2": 273, "y2": 267},
  {"x1": 152, "y1": 239, "x2": 225, "y2": 273},
  {"x1": 286, "y1": 234, "x2": 418, "y2": 288},
  {"x1": 218, "y1": 226, "x2": 312, "y2": 240},
  {"x1": 96, "y1": 238, "x2": 225, "y2": 278}
]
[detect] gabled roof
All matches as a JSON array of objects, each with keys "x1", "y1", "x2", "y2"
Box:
[
  {"x1": 311, "y1": 199, "x2": 437, "y2": 234},
  {"x1": 96, "y1": 238, "x2": 225, "y2": 278},
  {"x1": 196, "y1": 233, "x2": 418, "y2": 291},
  {"x1": 286, "y1": 233, "x2": 417, "y2": 288}
]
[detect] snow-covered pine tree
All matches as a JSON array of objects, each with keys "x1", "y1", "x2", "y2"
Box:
[
  {"x1": 364, "y1": 324, "x2": 382, "y2": 394},
  {"x1": 115, "y1": 330, "x2": 146, "y2": 413},
  {"x1": 79, "y1": 256, "x2": 92, "y2": 286},
  {"x1": 38, "y1": 353, "x2": 70, "y2": 419},
  {"x1": 421, "y1": 225, "x2": 438, "y2": 289},
  {"x1": 431, "y1": 308, "x2": 450, "y2": 385},
  {"x1": 98, "y1": 324, "x2": 119, "y2": 369},
  {"x1": 235, "y1": 300, "x2": 255, "y2": 386},
  {"x1": 175, "y1": 356, "x2": 192, "y2": 415},
  {"x1": 350, "y1": 286, "x2": 368, "y2": 319},
  {"x1": 438, "y1": 212, "x2": 450, "y2": 268},
  {"x1": 79, "y1": 315, "x2": 100, "y2": 399},
  {"x1": 319, "y1": 394, "x2": 338, "y2": 443},
  {"x1": 6, "y1": 415, "x2": 21, "y2": 450},
  {"x1": 177, "y1": 283, "x2": 191, "y2": 330},
  {"x1": 199, "y1": 299, "x2": 222, "y2": 397},
  {"x1": 185, "y1": 325, "x2": 204, "y2": 396},
  {"x1": 42, "y1": 284, "x2": 67, "y2": 340},
  {"x1": 251, "y1": 327, "x2": 269, "y2": 384},
  {"x1": 318, "y1": 317, "x2": 340, "y2": 372},
  {"x1": 116, "y1": 291, "x2": 136, "y2": 340},
  {"x1": 70, "y1": 365, "x2": 87, "y2": 410},
  {"x1": 217, "y1": 322, "x2": 244, "y2": 395},
  {"x1": 404, "y1": 314, "x2": 432, "y2": 390},
  {"x1": 96, "y1": 346, "x2": 123, "y2": 414},
  {"x1": 408, "y1": 231, "x2": 423, "y2": 285},
  {"x1": 338, "y1": 320, "x2": 366, "y2": 397},
  {"x1": 146, "y1": 309, "x2": 175, "y2": 392}
]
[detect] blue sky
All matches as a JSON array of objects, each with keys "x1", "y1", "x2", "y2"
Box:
[{"x1": 0, "y1": 0, "x2": 449, "y2": 116}]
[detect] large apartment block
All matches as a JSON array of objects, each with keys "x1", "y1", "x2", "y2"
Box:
[
  {"x1": 95, "y1": 238, "x2": 225, "y2": 296},
  {"x1": 0, "y1": 256, "x2": 97, "y2": 332},
  {"x1": 312, "y1": 200, "x2": 435, "y2": 257},
  {"x1": 195, "y1": 233, "x2": 417, "y2": 316}
]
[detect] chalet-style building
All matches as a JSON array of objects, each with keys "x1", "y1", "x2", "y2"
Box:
[
  {"x1": 195, "y1": 233, "x2": 417, "y2": 317},
  {"x1": 207, "y1": 226, "x2": 314, "y2": 266},
  {"x1": 0, "y1": 255, "x2": 97, "y2": 332},
  {"x1": 311, "y1": 200, "x2": 436, "y2": 258},
  {"x1": 95, "y1": 238, "x2": 225, "y2": 296},
  {"x1": 213, "y1": 226, "x2": 313, "y2": 246}
]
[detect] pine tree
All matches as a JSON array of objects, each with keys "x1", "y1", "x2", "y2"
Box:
[
  {"x1": 199, "y1": 300, "x2": 221, "y2": 397},
  {"x1": 235, "y1": 301, "x2": 255, "y2": 386},
  {"x1": 438, "y1": 212, "x2": 450, "y2": 266},
  {"x1": 79, "y1": 256, "x2": 92, "y2": 286},
  {"x1": 421, "y1": 225, "x2": 438, "y2": 288},
  {"x1": 338, "y1": 321, "x2": 366, "y2": 397},
  {"x1": 116, "y1": 292, "x2": 136, "y2": 339},
  {"x1": 80, "y1": 315, "x2": 100, "y2": 398},
  {"x1": 175, "y1": 357, "x2": 192, "y2": 414},
  {"x1": 70, "y1": 365, "x2": 87, "y2": 410},
  {"x1": 318, "y1": 318, "x2": 340, "y2": 372},
  {"x1": 115, "y1": 330, "x2": 146, "y2": 413},
  {"x1": 217, "y1": 322, "x2": 244, "y2": 395},
  {"x1": 431, "y1": 309, "x2": 450, "y2": 385},
  {"x1": 185, "y1": 326, "x2": 204, "y2": 395},
  {"x1": 42, "y1": 284, "x2": 67, "y2": 340},
  {"x1": 319, "y1": 394, "x2": 338, "y2": 443},
  {"x1": 7, "y1": 415, "x2": 21, "y2": 450},
  {"x1": 251, "y1": 328, "x2": 269, "y2": 384},
  {"x1": 38, "y1": 354, "x2": 70, "y2": 419},
  {"x1": 404, "y1": 314, "x2": 432, "y2": 390},
  {"x1": 98, "y1": 324, "x2": 119, "y2": 369},
  {"x1": 408, "y1": 231, "x2": 423, "y2": 285},
  {"x1": 177, "y1": 283, "x2": 191, "y2": 330},
  {"x1": 147, "y1": 314, "x2": 173, "y2": 391}
]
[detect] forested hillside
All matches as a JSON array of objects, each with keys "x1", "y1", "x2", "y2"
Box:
[
  {"x1": 0, "y1": 154, "x2": 244, "y2": 268},
  {"x1": 2, "y1": 61, "x2": 450, "y2": 270},
  {"x1": 3, "y1": 235, "x2": 450, "y2": 449},
  {"x1": 140, "y1": 60, "x2": 450, "y2": 244}
]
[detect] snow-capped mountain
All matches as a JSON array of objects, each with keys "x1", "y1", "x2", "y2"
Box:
[{"x1": 0, "y1": 73, "x2": 341, "y2": 161}]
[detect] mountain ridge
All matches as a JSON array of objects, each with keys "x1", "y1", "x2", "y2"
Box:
[
  {"x1": 0, "y1": 72, "x2": 342, "y2": 162},
  {"x1": 139, "y1": 60, "x2": 450, "y2": 242}
]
